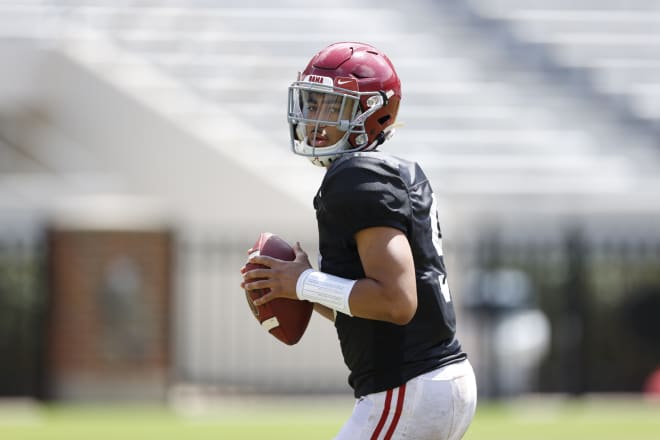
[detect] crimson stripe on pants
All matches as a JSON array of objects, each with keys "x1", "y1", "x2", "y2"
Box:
[
  {"x1": 370, "y1": 389, "x2": 393, "y2": 440},
  {"x1": 383, "y1": 384, "x2": 406, "y2": 440}
]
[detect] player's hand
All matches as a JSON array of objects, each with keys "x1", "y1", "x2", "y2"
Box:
[{"x1": 240, "y1": 242, "x2": 312, "y2": 305}]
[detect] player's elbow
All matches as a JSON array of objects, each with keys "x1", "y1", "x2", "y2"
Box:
[{"x1": 387, "y1": 293, "x2": 417, "y2": 325}]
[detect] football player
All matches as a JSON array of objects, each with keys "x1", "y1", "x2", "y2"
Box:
[{"x1": 241, "y1": 42, "x2": 477, "y2": 440}]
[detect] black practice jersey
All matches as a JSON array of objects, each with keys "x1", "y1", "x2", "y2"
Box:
[{"x1": 313, "y1": 151, "x2": 466, "y2": 398}]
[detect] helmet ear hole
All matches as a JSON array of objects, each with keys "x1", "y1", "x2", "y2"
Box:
[{"x1": 378, "y1": 115, "x2": 391, "y2": 125}]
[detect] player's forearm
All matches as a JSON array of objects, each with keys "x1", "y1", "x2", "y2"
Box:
[
  {"x1": 313, "y1": 303, "x2": 336, "y2": 321},
  {"x1": 297, "y1": 269, "x2": 416, "y2": 325},
  {"x1": 348, "y1": 278, "x2": 417, "y2": 325}
]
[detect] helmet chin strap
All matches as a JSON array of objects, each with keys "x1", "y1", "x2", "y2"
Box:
[
  {"x1": 302, "y1": 133, "x2": 351, "y2": 167},
  {"x1": 368, "y1": 126, "x2": 396, "y2": 150},
  {"x1": 301, "y1": 121, "x2": 396, "y2": 167}
]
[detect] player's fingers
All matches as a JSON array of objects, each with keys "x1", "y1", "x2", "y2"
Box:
[
  {"x1": 247, "y1": 254, "x2": 280, "y2": 268},
  {"x1": 242, "y1": 278, "x2": 271, "y2": 292},
  {"x1": 240, "y1": 263, "x2": 259, "y2": 274},
  {"x1": 253, "y1": 290, "x2": 278, "y2": 306},
  {"x1": 241, "y1": 267, "x2": 270, "y2": 280}
]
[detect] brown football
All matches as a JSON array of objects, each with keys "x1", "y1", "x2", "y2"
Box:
[{"x1": 243, "y1": 232, "x2": 313, "y2": 345}]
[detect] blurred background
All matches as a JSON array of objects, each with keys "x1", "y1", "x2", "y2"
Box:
[{"x1": 1, "y1": 0, "x2": 660, "y2": 411}]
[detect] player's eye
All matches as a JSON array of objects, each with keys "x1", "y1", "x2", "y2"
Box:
[{"x1": 304, "y1": 103, "x2": 318, "y2": 114}]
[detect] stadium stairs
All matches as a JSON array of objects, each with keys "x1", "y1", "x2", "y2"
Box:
[
  {"x1": 464, "y1": 0, "x2": 660, "y2": 130},
  {"x1": 2, "y1": 0, "x2": 660, "y2": 234}
]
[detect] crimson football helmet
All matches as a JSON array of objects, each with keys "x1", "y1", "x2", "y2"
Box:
[{"x1": 288, "y1": 42, "x2": 402, "y2": 167}]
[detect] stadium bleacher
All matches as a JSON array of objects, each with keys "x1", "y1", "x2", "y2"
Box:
[
  {"x1": 467, "y1": 0, "x2": 660, "y2": 123},
  {"x1": 2, "y1": 0, "x2": 660, "y2": 219}
]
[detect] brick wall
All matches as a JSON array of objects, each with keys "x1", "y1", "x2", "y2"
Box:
[{"x1": 46, "y1": 228, "x2": 172, "y2": 401}]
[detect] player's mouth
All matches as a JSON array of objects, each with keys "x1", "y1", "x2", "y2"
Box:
[{"x1": 309, "y1": 133, "x2": 329, "y2": 147}]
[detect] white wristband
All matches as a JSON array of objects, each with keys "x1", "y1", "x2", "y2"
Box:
[{"x1": 296, "y1": 269, "x2": 356, "y2": 317}]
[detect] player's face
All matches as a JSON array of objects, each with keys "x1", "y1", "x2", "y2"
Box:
[{"x1": 302, "y1": 91, "x2": 357, "y2": 148}]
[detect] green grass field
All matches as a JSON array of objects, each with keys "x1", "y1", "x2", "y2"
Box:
[{"x1": 0, "y1": 396, "x2": 658, "y2": 439}]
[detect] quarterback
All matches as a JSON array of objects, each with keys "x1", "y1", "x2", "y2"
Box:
[{"x1": 241, "y1": 42, "x2": 477, "y2": 440}]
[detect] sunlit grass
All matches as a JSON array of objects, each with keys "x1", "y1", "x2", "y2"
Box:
[
  {"x1": 465, "y1": 397, "x2": 660, "y2": 440},
  {"x1": 0, "y1": 395, "x2": 658, "y2": 439}
]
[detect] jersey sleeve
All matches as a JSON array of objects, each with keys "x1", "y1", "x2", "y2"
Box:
[{"x1": 321, "y1": 157, "x2": 411, "y2": 236}]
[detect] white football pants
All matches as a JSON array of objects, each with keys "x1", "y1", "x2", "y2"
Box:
[{"x1": 334, "y1": 359, "x2": 477, "y2": 440}]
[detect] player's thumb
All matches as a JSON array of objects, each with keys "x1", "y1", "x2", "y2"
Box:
[{"x1": 293, "y1": 241, "x2": 309, "y2": 263}]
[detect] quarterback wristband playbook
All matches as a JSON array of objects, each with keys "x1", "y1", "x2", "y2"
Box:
[{"x1": 296, "y1": 269, "x2": 356, "y2": 317}]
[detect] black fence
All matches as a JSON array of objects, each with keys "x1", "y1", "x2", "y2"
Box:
[
  {"x1": 0, "y1": 233, "x2": 46, "y2": 398},
  {"x1": 1, "y1": 227, "x2": 659, "y2": 399},
  {"x1": 466, "y1": 228, "x2": 660, "y2": 397}
]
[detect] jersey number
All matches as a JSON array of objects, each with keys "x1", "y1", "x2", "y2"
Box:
[{"x1": 430, "y1": 193, "x2": 452, "y2": 303}]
